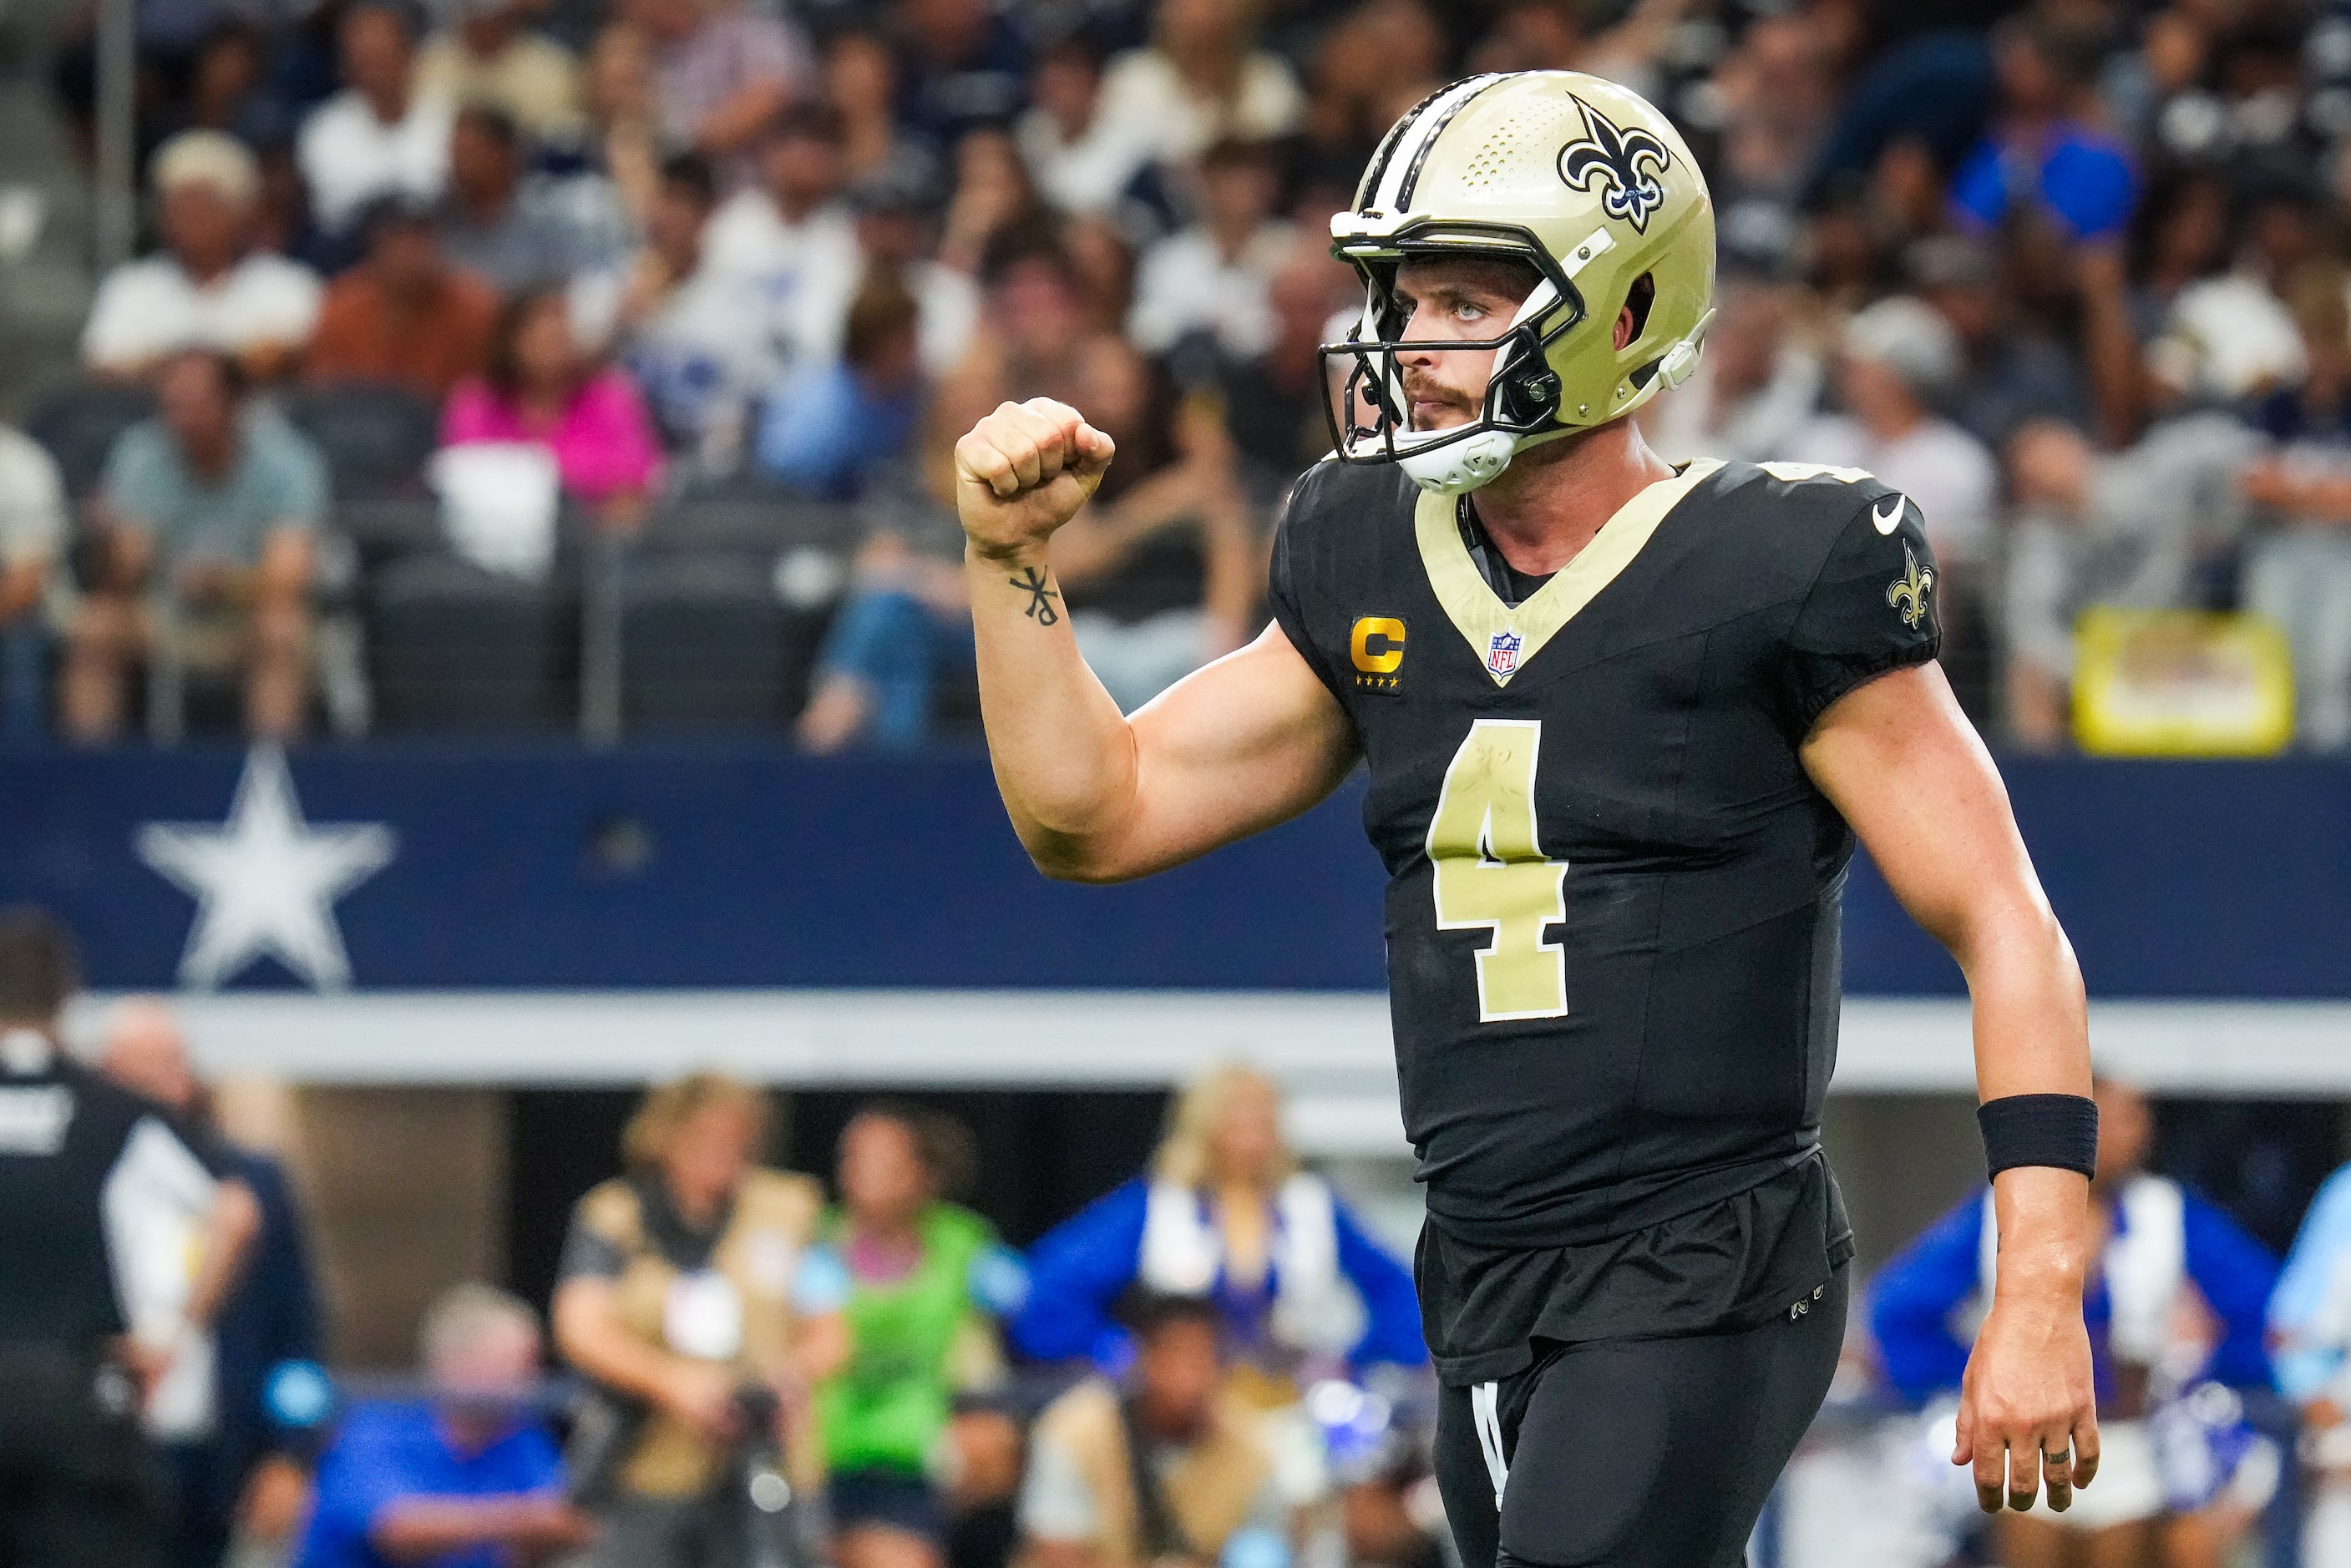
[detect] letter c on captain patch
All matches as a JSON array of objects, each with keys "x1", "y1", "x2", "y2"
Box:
[{"x1": 1351, "y1": 616, "x2": 1407, "y2": 675}]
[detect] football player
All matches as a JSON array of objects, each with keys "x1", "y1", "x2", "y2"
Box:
[{"x1": 953, "y1": 71, "x2": 2099, "y2": 1567}]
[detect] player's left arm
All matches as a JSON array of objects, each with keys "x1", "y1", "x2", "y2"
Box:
[{"x1": 1801, "y1": 660, "x2": 2097, "y2": 1517}]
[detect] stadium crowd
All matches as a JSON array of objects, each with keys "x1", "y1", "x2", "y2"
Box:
[
  {"x1": 3, "y1": 0, "x2": 2351, "y2": 745},
  {"x1": 21, "y1": 943, "x2": 2351, "y2": 1568}
]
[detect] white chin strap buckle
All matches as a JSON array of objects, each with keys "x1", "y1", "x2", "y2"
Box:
[{"x1": 1401, "y1": 428, "x2": 1519, "y2": 496}]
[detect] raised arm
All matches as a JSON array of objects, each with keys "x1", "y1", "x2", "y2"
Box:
[
  {"x1": 956, "y1": 398, "x2": 1358, "y2": 883},
  {"x1": 1801, "y1": 660, "x2": 2097, "y2": 1516}
]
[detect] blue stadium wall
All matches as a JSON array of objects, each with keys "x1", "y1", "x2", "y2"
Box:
[{"x1": 3, "y1": 746, "x2": 2346, "y2": 1140}]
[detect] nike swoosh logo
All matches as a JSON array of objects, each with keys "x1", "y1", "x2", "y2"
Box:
[{"x1": 1872, "y1": 496, "x2": 1906, "y2": 535}]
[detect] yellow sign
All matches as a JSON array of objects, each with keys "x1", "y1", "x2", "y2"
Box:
[{"x1": 2072, "y1": 609, "x2": 2294, "y2": 756}]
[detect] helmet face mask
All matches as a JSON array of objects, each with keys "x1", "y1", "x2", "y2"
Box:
[
  {"x1": 1318, "y1": 222, "x2": 1588, "y2": 475},
  {"x1": 1314, "y1": 71, "x2": 1717, "y2": 496}
]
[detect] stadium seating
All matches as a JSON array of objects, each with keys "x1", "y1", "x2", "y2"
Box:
[
  {"x1": 367, "y1": 551, "x2": 571, "y2": 732},
  {"x1": 24, "y1": 378, "x2": 155, "y2": 498},
  {"x1": 618, "y1": 551, "x2": 796, "y2": 732},
  {"x1": 281, "y1": 382, "x2": 440, "y2": 501}
]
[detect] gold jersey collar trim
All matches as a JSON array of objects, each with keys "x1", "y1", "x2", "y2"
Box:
[{"x1": 1416, "y1": 458, "x2": 1723, "y2": 687}]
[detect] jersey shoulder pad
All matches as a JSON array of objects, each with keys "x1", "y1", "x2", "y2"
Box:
[
  {"x1": 1695, "y1": 458, "x2": 1912, "y2": 581},
  {"x1": 1276, "y1": 455, "x2": 1418, "y2": 549}
]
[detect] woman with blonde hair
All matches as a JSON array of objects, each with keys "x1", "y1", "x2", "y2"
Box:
[
  {"x1": 1012, "y1": 1063, "x2": 1422, "y2": 1389},
  {"x1": 554, "y1": 1072, "x2": 851, "y2": 1567}
]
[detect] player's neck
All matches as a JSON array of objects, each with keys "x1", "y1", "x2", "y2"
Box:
[{"x1": 1468, "y1": 417, "x2": 1675, "y2": 579}]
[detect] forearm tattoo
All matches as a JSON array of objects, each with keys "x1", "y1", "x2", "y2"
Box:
[{"x1": 1011, "y1": 565, "x2": 1061, "y2": 626}]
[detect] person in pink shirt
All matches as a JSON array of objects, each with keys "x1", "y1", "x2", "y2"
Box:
[{"x1": 441, "y1": 285, "x2": 663, "y2": 528}]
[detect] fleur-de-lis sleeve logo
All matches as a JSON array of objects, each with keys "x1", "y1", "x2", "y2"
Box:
[
  {"x1": 1556, "y1": 98, "x2": 1674, "y2": 232},
  {"x1": 1887, "y1": 539, "x2": 1935, "y2": 630}
]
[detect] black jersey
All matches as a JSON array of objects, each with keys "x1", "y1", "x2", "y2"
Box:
[
  {"x1": 0, "y1": 1041, "x2": 231, "y2": 1351},
  {"x1": 1269, "y1": 455, "x2": 1941, "y2": 1252}
]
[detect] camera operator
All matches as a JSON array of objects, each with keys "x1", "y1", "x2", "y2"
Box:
[
  {"x1": 553, "y1": 1073, "x2": 849, "y2": 1568},
  {"x1": 0, "y1": 907, "x2": 259, "y2": 1568}
]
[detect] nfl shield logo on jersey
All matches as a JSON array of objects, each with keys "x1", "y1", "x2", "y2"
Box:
[{"x1": 1487, "y1": 629, "x2": 1523, "y2": 680}]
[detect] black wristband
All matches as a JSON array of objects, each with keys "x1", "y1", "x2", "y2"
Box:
[{"x1": 1978, "y1": 1093, "x2": 2099, "y2": 1180}]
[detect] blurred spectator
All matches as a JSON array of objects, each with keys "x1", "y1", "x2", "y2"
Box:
[
  {"x1": 936, "y1": 129, "x2": 1050, "y2": 279},
  {"x1": 574, "y1": 21, "x2": 663, "y2": 230},
  {"x1": 757, "y1": 271, "x2": 928, "y2": 500},
  {"x1": 1050, "y1": 347, "x2": 1261, "y2": 713},
  {"x1": 1092, "y1": 0, "x2": 1305, "y2": 176},
  {"x1": 0, "y1": 910, "x2": 258, "y2": 1568},
  {"x1": 821, "y1": 1105, "x2": 1026, "y2": 1568},
  {"x1": 2001, "y1": 415, "x2": 2260, "y2": 749},
  {"x1": 68, "y1": 349, "x2": 324, "y2": 744},
  {"x1": 101, "y1": 999, "x2": 323, "y2": 1568},
  {"x1": 1642, "y1": 268, "x2": 1825, "y2": 468},
  {"x1": 572, "y1": 153, "x2": 773, "y2": 464},
  {"x1": 628, "y1": 0, "x2": 810, "y2": 177},
  {"x1": 1207, "y1": 233, "x2": 1352, "y2": 501},
  {"x1": 436, "y1": 103, "x2": 607, "y2": 293},
  {"x1": 1016, "y1": 1064, "x2": 1422, "y2": 1389},
  {"x1": 1950, "y1": 11, "x2": 2139, "y2": 248},
  {"x1": 415, "y1": 0, "x2": 585, "y2": 143},
  {"x1": 1790, "y1": 296, "x2": 1998, "y2": 716},
  {"x1": 2238, "y1": 269, "x2": 2351, "y2": 751},
  {"x1": 891, "y1": 0, "x2": 1028, "y2": 153},
  {"x1": 827, "y1": 29, "x2": 929, "y2": 193},
  {"x1": 2272, "y1": 1141, "x2": 2351, "y2": 1560},
  {"x1": 0, "y1": 423, "x2": 68, "y2": 741},
  {"x1": 552, "y1": 1074, "x2": 849, "y2": 1568},
  {"x1": 795, "y1": 230, "x2": 1103, "y2": 752},
  {"x1": 161, "y1": 23, "x2": 294, "y2": 153},
  {"x1": 1019, "y1": 1292, "x2": 1311, "y2": 1568},
  {"x1": 84, "y1": 131, "x2": 322, "y2": 382},
  {"x1": 298, "y1": 1, "x2": 457, "y2": 235},
  {"x1": 1127, "y1": 139, "x2": 1295, "y2": 362},
  {"x1": 704, "y1": 104, "x2": 861, "y2": 374},
  {"x1": 295, "y1": 1284, "x2": 594, "y2": 1568},
  {"x1": 1872, "y1": 1075, "x2": 2278, "y2": 1568},
  {"x1": 846, "y1": 169, "x2": 979, "y2": 377},
  {"x1": 307, "y1": 195, "x2": 501, "y2": 400},
  {"x1": 440, "y1": 286, "x2": 664, "y2": 527},
  {"x1": 1015, "y1": 35, "x2": 1144, "y2": 218},
  {"x1": 1908, "y1": 235, "x2": 2095, "y2": 451}
]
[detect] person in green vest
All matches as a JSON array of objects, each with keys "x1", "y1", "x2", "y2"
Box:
[{"x1": 823, "y1": 1103, "x2": 1030, "y2": 1568}]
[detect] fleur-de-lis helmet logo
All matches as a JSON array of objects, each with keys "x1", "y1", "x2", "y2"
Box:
[
  {"x1": 1556, "y1": 96, "x2": 1674, "y2": 232},
  {"x1": 1887, "y1": 540, "x2": 1934, "y2": 630}
]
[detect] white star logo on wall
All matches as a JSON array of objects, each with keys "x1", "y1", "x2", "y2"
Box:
[{"x1": 137, "y1": 747, "x2": 398, "y2": 991}]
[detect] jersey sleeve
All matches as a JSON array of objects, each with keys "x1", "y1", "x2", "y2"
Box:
[
  {"x1": 1265, "y1": 463, "x2": 1347, "y2": 704},
  {"x1": 1775, "y1": 488, "x2": 1943, "y2": 736}
]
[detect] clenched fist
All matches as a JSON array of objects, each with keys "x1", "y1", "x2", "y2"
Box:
[{"x1": 955, "y1": 397, "x2": 1117, "y2": 561}]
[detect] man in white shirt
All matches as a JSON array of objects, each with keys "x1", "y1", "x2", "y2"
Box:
[
  {"x1": 298, "y1": 1, "x2": 457, "y2": 234},
  {"x1": 1126, "y1": 139, "x2": 1296, "y2": 360},
  {"x1": 702, "y1": 104, "x2": 860, "y2": 379},
  {"x1": 82, "y1": 132, "x2": 322, "y2": 380}
]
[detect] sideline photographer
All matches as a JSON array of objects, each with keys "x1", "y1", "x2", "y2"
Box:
[{"x1": 554, "y1": 1073, "x2": 849, "y2": 1568}]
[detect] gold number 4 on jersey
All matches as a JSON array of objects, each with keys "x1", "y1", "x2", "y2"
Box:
[{"x1": 1427, "y1": 719, "x2": 1570, "y2": 1022}]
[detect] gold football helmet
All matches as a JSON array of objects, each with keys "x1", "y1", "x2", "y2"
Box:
[{"x1": 1322, "y1": 72, "x2": 1717, "y2": 495}]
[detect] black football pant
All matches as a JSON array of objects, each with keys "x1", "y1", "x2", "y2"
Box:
[
  {"x1": 1432, "y1": 1265, "x2": 1847, "y2": 1568},
  {"x1": 0, "y1": 1344, "x2": 165, "y2": 1568}
]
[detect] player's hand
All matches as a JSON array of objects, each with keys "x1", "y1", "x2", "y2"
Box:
[
  {"x1": 955, "y1": 397, "x2": 1117, "y2": 562},
  {"x1": 1953, "y1": 1286, "x2": 2099, "y2": 1514}
]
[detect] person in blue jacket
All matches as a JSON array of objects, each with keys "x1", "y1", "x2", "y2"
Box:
[
  {"x1": 1015, "y1": 1063, "x2": 1425, "y2": 1388},
  {"x1": 1872, "y1": 1075, "x2": 2278, "y2": 1568}
]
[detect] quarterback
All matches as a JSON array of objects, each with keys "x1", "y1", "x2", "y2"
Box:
[{"x1": 955, "y1": 72, "x2": 2099, "y2": 1565}]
